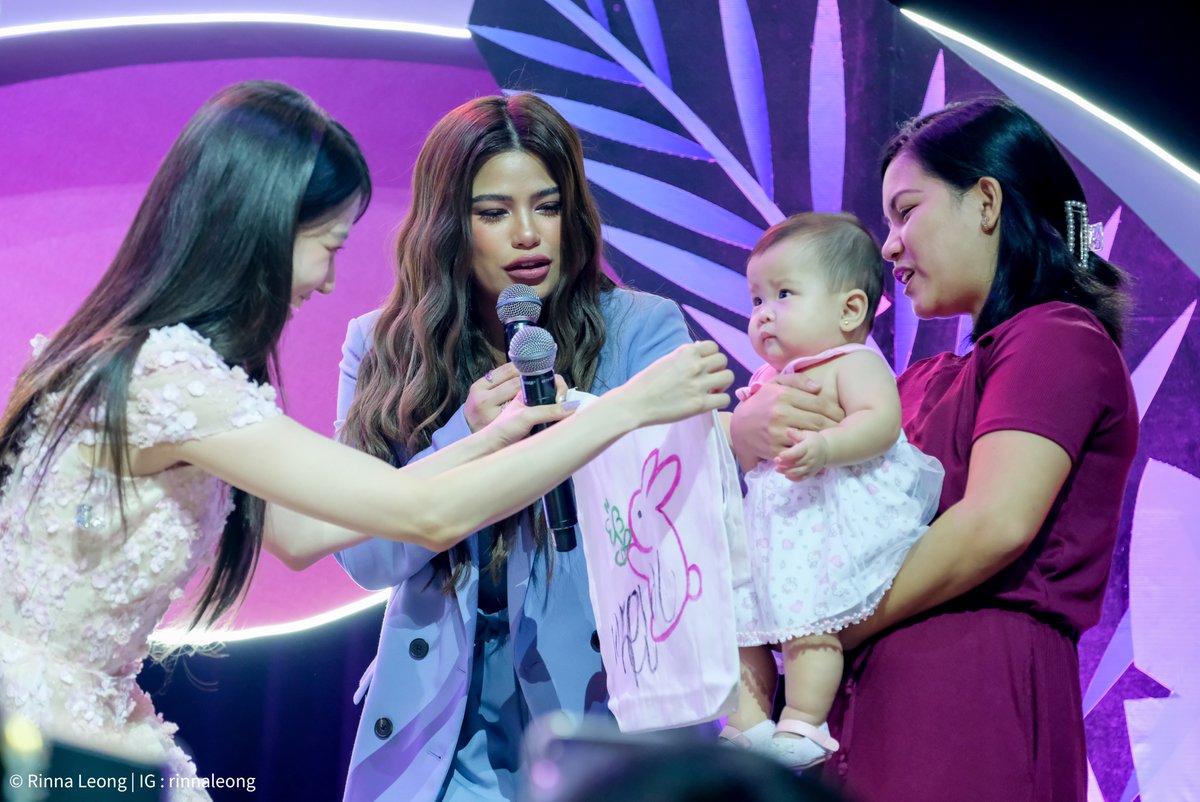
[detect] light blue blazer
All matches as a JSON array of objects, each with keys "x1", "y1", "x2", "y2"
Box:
[{"x1": 336, "y1": 289, "x2": 692, "y2": 802}]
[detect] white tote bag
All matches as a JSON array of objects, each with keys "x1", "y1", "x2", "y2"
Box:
[{"x1": 569, "y1": 392, "x2": 748, "y2": 732}]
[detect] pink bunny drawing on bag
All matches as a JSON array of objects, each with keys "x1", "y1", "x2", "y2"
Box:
[{"x1": 626, "y1": 449, "x2": 702, "y2": 642}]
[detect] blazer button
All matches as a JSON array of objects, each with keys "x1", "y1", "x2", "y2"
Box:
[
  {"x1": 590, "y1": 631, "x2": 601, "y2": 652},
  {"x1": 409, "y1": 638, "x2": 429, "y2": 660},
  {"x1": 374, "y1": 717, "x2": 393, "y2": 739}
]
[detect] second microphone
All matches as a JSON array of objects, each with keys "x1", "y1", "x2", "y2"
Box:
[{"x1": 508, "y1": 325, "x2": 578, "y2": 552}]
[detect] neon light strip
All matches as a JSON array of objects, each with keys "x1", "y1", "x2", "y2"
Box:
[
  {"x1": 0, "y1": 13, "x2": 471, "y2": 41},
  {"x1": 149, "y1": 590, "x2": 389, "y2": 647},
  {"x1": 902, "y1": 10, "x2": 1200, "y2": 188}
]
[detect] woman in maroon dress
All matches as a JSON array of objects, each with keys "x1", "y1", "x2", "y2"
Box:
[{"x1": 729, "y1": 97, "x2": 1138, "y2": 801}]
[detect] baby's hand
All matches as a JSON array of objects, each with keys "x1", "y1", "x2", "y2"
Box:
[{"x1": 775, "y1": 429, "x2": 829, "y2": 481}]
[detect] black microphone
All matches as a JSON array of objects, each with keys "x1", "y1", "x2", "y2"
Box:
[
  {"x1": 509, "y1": 326, "x2": 578, "y2": 552},
  {"x1": 496, "y1": 283, "x2": 543, "y2": 350}
]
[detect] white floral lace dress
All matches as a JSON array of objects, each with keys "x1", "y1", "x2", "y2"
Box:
[
  {"x1": 0, "y1": 325, "x2": 280, "y2": 801},
  {"x1": 733, "y1": 344, "x2": 945, "y2": 646}
]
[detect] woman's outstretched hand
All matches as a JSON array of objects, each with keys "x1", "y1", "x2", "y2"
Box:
[
  {"x1": 611, "y1": 341, "x2": 734, "y2": 427},
  {"x1": 483, "y1": 341, "x2": 731, "y2": 451}
]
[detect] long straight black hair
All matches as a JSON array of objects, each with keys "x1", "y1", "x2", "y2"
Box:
[
  {"x1": 0, "y1": 81, "x2": 371, "y2": 627},
  {"x1": 882, "y1": 97, "x2": 1129, "y2": 344}
]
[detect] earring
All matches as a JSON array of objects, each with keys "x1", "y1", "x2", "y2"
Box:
[{"x1": 981, "y1": 214, "x2": 994, "y2": 233}]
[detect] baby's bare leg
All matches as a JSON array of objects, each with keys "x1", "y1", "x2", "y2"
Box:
[
  {"x1": 780, "y1": 633, "x2": 842, "y2": 727},
  {"x1": 727, "y1": 645, "x2": 777, "y2": 731}
]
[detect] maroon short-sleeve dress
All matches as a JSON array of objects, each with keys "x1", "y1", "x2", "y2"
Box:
[{"x1": 825, "y1": 302, "x2": 1138, "y2": 802}]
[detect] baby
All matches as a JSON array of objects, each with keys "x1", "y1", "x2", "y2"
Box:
[{"x1": 721, "y1": 213, "x2": 943, "y2": 769}]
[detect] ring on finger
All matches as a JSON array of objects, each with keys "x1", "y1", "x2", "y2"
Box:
[{"x1": 485, "y1": 370, "x2": 494, "y2": 383}]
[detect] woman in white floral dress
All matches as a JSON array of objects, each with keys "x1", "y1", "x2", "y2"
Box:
[{"x1": 0, "y1": 82, "x2": 733, "y2": 800}]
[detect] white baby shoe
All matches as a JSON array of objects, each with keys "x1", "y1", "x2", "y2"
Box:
[
  {"x1": 758, "y1": 719, "x2": 839, "y2": 770},
  {"x1": 718, "y1": 719, "x2": 776, "y2": 749}
]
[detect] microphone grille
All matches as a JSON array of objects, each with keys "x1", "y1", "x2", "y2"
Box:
[
  {"x1": 496, "y1": 284, "x2": 543, "y2": 325},
  {"x1": 509, "y1": 326, "x2": 557, "y2": 376}
]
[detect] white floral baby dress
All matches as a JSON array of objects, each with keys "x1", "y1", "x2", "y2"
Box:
[{"x1": 734, "y1": 344, "x2": 944, "y2": 645}]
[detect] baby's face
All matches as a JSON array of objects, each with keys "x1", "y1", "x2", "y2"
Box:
[{"x1": 746, "y1": 238, "x2": 847, "y2": 370}]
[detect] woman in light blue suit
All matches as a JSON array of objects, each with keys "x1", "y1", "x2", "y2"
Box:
[{"x1": 334, "y1": 94, "x2": 697, "y2": 802}]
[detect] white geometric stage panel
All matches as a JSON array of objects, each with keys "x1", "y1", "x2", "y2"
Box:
[{"x1": 1128, "y1": 459, "x2": 1200, "y2": 800}]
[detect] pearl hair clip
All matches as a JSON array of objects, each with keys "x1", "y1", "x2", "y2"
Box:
[{"x1": 1065, "y1": 200, "x2": 1104, "y2": 270}]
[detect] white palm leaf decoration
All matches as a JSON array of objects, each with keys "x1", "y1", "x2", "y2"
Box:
[{"x1": 471, "y1": 0, "x2": 794, "y2": 372}]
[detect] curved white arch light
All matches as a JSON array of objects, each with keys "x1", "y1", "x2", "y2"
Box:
[
  {"x1": 0, "y1": 13, "x2": 471, "y2": 41},
  {"x1": 902, "y1": 9, "x2": 1200, "y2": 188},
  {"x1": 149, "y1": 589, "x2": 391, "y2": 647}
]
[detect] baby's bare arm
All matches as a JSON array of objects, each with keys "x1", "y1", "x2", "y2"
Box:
[{"x1": 819, "y1": 350, "x2": 901, "y2": 467}]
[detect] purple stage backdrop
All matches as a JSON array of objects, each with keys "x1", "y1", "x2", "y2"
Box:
[
  {"x1": 465, "y1": 2, "x2": 1198, "y2": 800},
  {"x1": 0, "y1": 2, "x2": 1195, "y2": 800},
  {"x1": 0, "y1": 56, "x2": 501, "y2": 631}
]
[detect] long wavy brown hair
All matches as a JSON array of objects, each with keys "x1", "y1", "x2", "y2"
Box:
[{"x1": 341, "y1": 93, "x2": 615, "y2": 590}]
